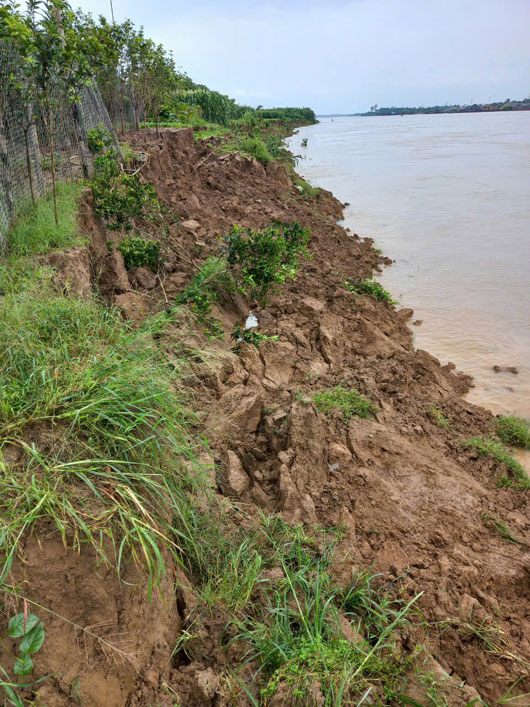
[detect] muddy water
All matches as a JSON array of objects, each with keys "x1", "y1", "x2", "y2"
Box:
[{"x1": 290, "y1": 113, "x2": 530, "y2": 421}]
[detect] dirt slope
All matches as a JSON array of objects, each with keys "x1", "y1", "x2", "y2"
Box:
[{"x1": 3, "y1": 127, "x2": 529, "y2": 705}]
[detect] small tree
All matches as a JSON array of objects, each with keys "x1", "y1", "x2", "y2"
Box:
[{"x1": 0, "y1": 1, "x2": 42, "y2": 203}]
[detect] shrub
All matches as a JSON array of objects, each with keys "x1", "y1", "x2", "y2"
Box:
[
  {"x1": 313, "y1": 385, "x2": 377, "y2": 422},
  {"x1": 88, "y1": 126, "x2": 161, "y2": 231},
  {"x1": 236, "y1": 135, "x2": 272, "y2": 163},
  {"x1": 118, "y1": 236, "x2": 161, "y2": 270},
  {"x1": 496, "y1": 416, "x2": 530, "y2": 449},
  {"x1": 345, "y1": 277, "x2": 397, "y2": 306},
  {"x1": 7, "y1": 182, "x2": 83, "y2": 256},
  {"x1": 223, "y1": 222, "x2": 311, "y2": 301},
  {"x1": 294, "y1": 177, "x2": 319, "y2": 199},
  {"x1": 462, "y1": 437, "x2": 530, "y2": 490}
]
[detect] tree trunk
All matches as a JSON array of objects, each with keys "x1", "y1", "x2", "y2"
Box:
[
  {"x1": 48, "y1": 105, "x2": 59, "y2": 226},
  {"x1": 72, "y1": 100, "x2": 90, "y2": 179},
  {"x1": 23, "y1": 126, "x2": 36, "y2": 204}
]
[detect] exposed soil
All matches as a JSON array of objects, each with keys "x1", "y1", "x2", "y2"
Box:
[{"x1": 3, "y1": 127, "x2": 529, "y2": 705}]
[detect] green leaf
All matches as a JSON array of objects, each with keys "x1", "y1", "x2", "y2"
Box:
[
  {"x1": 19, "y1": 623, "x2": 45, "y2": 654},
  {"x1": 8, "y1": 613, "x2": 40, "y2": 638},
  {"x1": 13, "y1": 653, "x2": 34, "y2": 676}
]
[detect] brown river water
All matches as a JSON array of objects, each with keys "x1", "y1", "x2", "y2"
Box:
[{"x1": 289, "y1": 113, "x2": 530, "y2": 430}]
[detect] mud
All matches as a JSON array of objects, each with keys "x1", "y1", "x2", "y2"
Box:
[{"x1": 3, "y1": 127, "x2": 529, "y2": 705}]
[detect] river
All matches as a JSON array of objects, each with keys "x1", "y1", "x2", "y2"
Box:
[{"x1": 289, "y1": 112, "x2": 530, "y2": 421}]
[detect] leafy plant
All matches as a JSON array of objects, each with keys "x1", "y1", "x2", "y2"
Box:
[
  {"x1": 118, "y1": 236, "x2": 161, "y2": 270},
  {"x1": 313, "y1": 385, "x2": 377, "y2": 422},
  {"x1": 345, "y1": 277, "x2": 397, "y2": 306},
  {"x1": 223, "y1": 222, "x2": 311, "y2": 301},
  {"x1": 231, "y1": 323, "x2": 278, "y2": 351},
  {"x1": 235, "y1": 135, "x2": 273, "y2": 163},
  {"x1": 496, "y1": 416, "x2": 530, "y2": 449},
  {"x1": 7, "y1": 613, "x2": 45, "y2": 677},
  {"x1": 88, "y1": 126, "x2": 161, "y2": 231},
  {"x1": 462, "y1": 437, "x2": 530, "y2": 490}
]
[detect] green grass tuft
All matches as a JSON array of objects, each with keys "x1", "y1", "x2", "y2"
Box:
[
  {"x1": 462, "y1": 437, "x2": 530, "y2": 490},
  {"x1": 427, "y1": 405, "x2": 449, "y2": 429},
  {"x1": 313, "y1": 386, "x2": 377, "y2": 422},
  {"x1": 344, "y1": 277, "x2": 397, "y2": 306},
  {"x1": 8, "y1": 183, "x2": 84, "y2": 256},
  {"x1": 0, "y1": 289, "x2": 210, "y2": 587},
  {"x1": 227, "y1": 517, "x2": 419, "y2": 704},
  {"x1": 496, "y1": 416, "x2": 530, "y2": 449},
  {"x1": 481, "y1": 513, "x2": 528, "y2": 548}
]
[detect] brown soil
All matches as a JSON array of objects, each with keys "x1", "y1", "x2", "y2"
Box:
[{"x1": 3, "y1": 127, "x2": 529, "y2": 705}]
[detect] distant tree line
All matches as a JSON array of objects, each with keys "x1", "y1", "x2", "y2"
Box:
[{"x1": 361, "y1": 97, "x2": 530, "y2": 117}]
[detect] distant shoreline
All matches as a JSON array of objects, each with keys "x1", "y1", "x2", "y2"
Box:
[{"x1": 319, "y1": 101, "x2": 530, "y2": 118}]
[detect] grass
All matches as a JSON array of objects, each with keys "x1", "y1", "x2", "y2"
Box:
[
  {"x1": 457, "y1": 614, "x2": 507, "y2": 654},
  {"x1": 0, "y1": 267, "x2": 213, "y2": 588},
  {"x1": 313, "y1": 386, "x2": 377, "y2": 422},
  {"x1": 294, "y1": 177, "x2": 320, "y2": 199},
  {"x1": 166, "y1": 511, "x2": 422, "y2": 703},
  {"x1": 344, "y1": 277, "x2": 397, "y2": 306},
  {"x1": 462, "y1": 437, "x2": 530, "y2": 490},
  {"x1": 496, "y1": 416, "x2": 530, "y2": 449},
  {"x1": 481, "y1": 513, "x2": 528, "y2": 548},
  {"x1": 7, "y1": 182, "x2": 84, "y2": 256},
  {"x1": 213, "y1": 516, "x2": 420, "y2": 704},
  {"x1": 427, "y1": 405, "x2": 449, "y2": 429}
]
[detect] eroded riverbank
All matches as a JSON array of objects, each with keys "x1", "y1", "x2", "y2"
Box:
[
  {"x1": 289, "y1": 112, "x2": 530, "y2": 419},
  {"x1": 2, "y1": 126, "x2": 529, "y2": 705}
]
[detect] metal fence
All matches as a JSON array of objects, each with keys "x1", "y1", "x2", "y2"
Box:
[{"x1": 0, "y1": 42, "x2": 116, "y2": 247}]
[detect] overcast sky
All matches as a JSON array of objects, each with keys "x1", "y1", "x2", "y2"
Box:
[{"x1": 77, "y1": 0, "x2": 530, "y2": 113}]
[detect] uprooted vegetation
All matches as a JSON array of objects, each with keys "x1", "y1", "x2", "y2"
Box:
[{"x1": 0, "y1": 123, "x2": 529, "y2": 706}]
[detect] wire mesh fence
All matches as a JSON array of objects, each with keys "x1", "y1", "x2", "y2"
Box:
[{"x1": 0, "y1": 41, "x2": 116, "y2": 248}]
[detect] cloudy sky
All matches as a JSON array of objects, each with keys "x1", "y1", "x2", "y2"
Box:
[{"x1": 77, "y1": 0, "x2": 530, "y2": 113}]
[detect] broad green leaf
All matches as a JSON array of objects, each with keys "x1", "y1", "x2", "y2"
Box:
[
  {"x1": 8, "y1": 613, "x2": 39, "y2": 638},
  {"x1": 13, "y1": 653, "x2": 34, "y2": 676},
  {"x1": 20, "y1": 623, "x2": 45, "y2": 654}
]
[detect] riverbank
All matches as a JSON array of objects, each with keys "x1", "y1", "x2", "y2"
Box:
[
  {"x1": 290, "y1": 113, "x2": 530, "y2": 421},
  {"x1": 1, "y1": 125, "x2": 529, "y2": 705}
]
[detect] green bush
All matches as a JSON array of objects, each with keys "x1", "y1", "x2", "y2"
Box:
[
  {"x1": 313, "y1": 385, "x2": 377, "y2": 422},
  {"x1": 88, "y1": 126, "x2": 161, "y2": 231},
  {"x1": 7, "y1": 182, "x2": 83, "y2": 256},
  {"x1": 118, "y1": 236, "x2": 161, "y2": 270},
  {"x1": 236, "y1": 135, "x2": 273, "y2": 163},
  {"x1": 345, "y1": 277, "x2": 397, "y2": 306},
  {"x1": 223, "y1": 222, "x2": 311, "y2": 301},
  {"x1": 496, "y1": 416, "x2": 530, "y2": 449}
]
